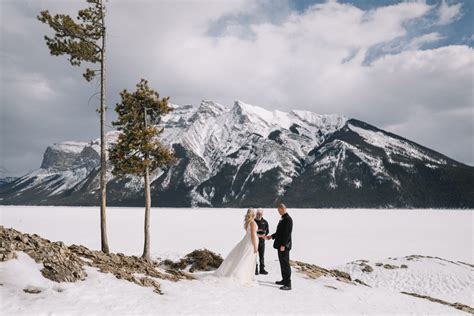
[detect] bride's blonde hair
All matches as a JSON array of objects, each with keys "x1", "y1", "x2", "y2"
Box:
[{"x1": 244, "y1": 208, "x2": 256, "y2": 230}]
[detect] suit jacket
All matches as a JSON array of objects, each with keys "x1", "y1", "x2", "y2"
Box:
[{"x1": 271, "y1": 213, "x2": 293, "y2": 250}]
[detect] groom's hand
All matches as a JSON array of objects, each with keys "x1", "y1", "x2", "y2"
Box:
[{"x1": 280, "y1": 246, "x2": 285, "y2": 252}]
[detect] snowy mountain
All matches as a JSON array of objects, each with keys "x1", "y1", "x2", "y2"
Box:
[
  {"x1": 0, "y1": 167, "x2": 18, "y2": 187},
  {"x1": 1, "y1": 100, "x2": 472, "y2": 207}
]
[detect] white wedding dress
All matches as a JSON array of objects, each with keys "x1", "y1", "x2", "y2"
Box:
[{"x1": 213, "y1": 225, "x2": 258, "y2": 285}]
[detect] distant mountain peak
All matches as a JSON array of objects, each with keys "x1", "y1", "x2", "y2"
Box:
[{"x1": 1, "y1": 101, "x2": 472, "y2": 208}]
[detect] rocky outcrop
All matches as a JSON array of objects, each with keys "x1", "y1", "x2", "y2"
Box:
[
  {"x1": 0, "y1": 226, "x2": 193, "y2": 294},
  {"x1": 290, "y1": 260, "x2": 355, "y2": 284},
  {"x1": 40, "y1": 142, "x2": 91, "y2": 171},
  {"x1": 69, "y1": 244, "x2": 195, "y2": 294},
  {"x1": 161, "y1": 249, "x2": 223, "y2": 273},
  {"x1": 0, "y1": 226, "x2": 86, "y2": 282}
]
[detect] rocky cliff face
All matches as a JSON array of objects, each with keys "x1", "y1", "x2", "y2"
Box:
[{"x1": 1, "y1": 101, "x2": 472, "y2": 208}]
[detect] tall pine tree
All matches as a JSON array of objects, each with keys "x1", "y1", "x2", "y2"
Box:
[
  {"x1": 110, "y1": 79, "x2": 175, "y2": 260},
  {"x1": 38, "y1": 0, "x2": 110, "y2": 253}
]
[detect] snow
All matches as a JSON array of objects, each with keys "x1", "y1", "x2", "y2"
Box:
[
  {"x1": 7, "y1": 101, "x2": 355, "y2": 203},
  {"x1": 0, "y1": 206, "x2": 472, "y2": 314},
  {"x1": 291, "y1": 111, "x2": 348, "y2": 132},
  {"x1": 339, "y1": 256, "x2": 473, "y2": 306},
  {"x1": 49, "y1": 141, "x2": 88, "y2": 154},
  {"x1": 3, "y1": 206, "x2": 470, "y2": 268},
  {"x1": 1, "y1": 252, "x2": 463, "y2": 315},
  {"x1": 349, "y1": 124, "x2": 447, "y2": 164},
  {"x1": 10, "y1": 100, "x2": 461, "y2": 207}
]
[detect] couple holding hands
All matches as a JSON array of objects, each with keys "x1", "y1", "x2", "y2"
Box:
[{"x1": 214, "y1": 204, "x2": 293, "y2": 291}]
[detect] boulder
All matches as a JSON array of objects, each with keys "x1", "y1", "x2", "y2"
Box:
[{"x1": 161, "y1": 249, "x2": 223, "y2": 273}]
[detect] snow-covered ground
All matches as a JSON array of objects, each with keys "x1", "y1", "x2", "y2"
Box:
[
  {"x1": 339, "y1": 256, "x2": 473, "y2": 306},
  {"x1": 1, "y1": 206, "x2": 473, "y2": 314}
]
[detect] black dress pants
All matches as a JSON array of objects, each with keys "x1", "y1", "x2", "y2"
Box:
[
  {"x1": 277, "y1": 248, "x2": 291, "y2": 286},
  {"x1": 257, "y1": 239, "x2": 265, "y2": 270}
]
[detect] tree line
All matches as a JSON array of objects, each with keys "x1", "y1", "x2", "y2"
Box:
[{"x1": 38, "y1": 0, "x2": 174, "y2": 261}]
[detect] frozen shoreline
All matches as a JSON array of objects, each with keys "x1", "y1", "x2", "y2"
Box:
[
  {"x1": 1, "y1": 206, "x2": 472, "y2": 315},
  {"x1": 1, "y1": 206, "x2": 472, "y2": 267}
]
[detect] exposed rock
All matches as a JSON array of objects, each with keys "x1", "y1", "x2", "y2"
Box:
[
  {"x1": 69, "y1": 244, "x2": 195, "y2": 294},
  {"x1": 405, "y1": 255, "x2": 468, "y2": 267},
  {"x1": 400, "y1": 264, "x2": 408, "y2": 269},
  {"x1": 161, "y1": 249, "x2": 223, "y2": 273},
  {"x1": 354, "y1": 279, "x2": 371, "y2": 287},
  {"x1": 383, "y1": 264, "x2": 398, "y2": 269},
  {"x1": 1, "y1": 226, "x2": 86, "y2": 282},
  {"x1": 290, "y1": 260, "x2": 329, "y2": 279},
  {"x1": 360, "y1": 263, "x2": 373, "y2": 273},
  {"x1": 375, "y1": 262, "x2": 383, "y2": 267},
  {"x1": 290, "y1": 260, "x2": 355, "y2": 284},
  {"x1": 40, "y1": 142, "x2": 93, "y2": 171},
  {"x1": 324, "y1": 285, "x2": 337, "y2": 290},
  {"x1": 330, "y1": 269, "x2": 352, "y2": 282},
  {"x1": 0, "y1": 251, "x2": 17, "y2": 261},
  {"x1": 23, "y1": 287, "x2": 42, "y2": 294},
  {"x1": 0, "y1": 226, "x2": 194, "y2": 295},
  {"x1": 401, "y1": 292, "x2": 474, "y2": 314}
]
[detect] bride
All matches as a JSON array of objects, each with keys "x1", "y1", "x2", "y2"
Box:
[{"x1": 214, "y1": 208, "x2": 259, "y2": 285}]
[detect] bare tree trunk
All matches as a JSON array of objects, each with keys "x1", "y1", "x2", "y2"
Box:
[
  {"x1": 142, "y1": 165, "x2": 151, "y2": 260},
  {"x1": 99, "y1": 0, "x2": 110, "y2": 254}
]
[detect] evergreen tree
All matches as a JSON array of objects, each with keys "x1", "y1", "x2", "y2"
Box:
[
  {"x1": 38, "y1": 0, "x2": 110, "y2": 253},
  {"x1": 110, "y1": 79, "x2": 175, "y2": 260}
]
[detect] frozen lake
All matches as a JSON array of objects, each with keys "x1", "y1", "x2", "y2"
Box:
[{"x1": 1, "y1": 206, "x2": 472, "y2": 267}]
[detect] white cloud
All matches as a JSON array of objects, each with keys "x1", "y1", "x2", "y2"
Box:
[
  {"x1": 106, "y1": 0, "x2": 473, "y2": 164},
  {"x1": 436, "y1": 0, "x2": 463, "y2": 25},
  {"x1": 407, "y1": 32, "x2": 444, "y2": 50},
  {"x1": 1, "y1": 0, "x2": 473, "y2": 173}
]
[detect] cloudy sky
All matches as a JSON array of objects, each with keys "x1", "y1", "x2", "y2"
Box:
[{"x1": 1, "y1": 0, "x2": 473, "y2": 176}]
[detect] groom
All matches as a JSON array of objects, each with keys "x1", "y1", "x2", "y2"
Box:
[{"x1": 266, "y1": 203, "x2": 293, "y2": 291}]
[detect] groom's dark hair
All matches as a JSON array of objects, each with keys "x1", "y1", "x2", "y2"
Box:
[{"x1": 278, "y1": 203, "x2": 286, "y2": 210}]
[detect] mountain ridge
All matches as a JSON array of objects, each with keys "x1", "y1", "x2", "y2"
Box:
[{"x1": 1, "y1": 100, "x2": 472, "y2": 208}]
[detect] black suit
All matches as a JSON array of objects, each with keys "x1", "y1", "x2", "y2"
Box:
[{"x1": 271, "y1": 212, "x2": 293, "y2": 287}]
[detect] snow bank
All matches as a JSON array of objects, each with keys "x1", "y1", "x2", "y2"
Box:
[{"x1": 0, "y1": 251, "x2": 464, "y2": 315}]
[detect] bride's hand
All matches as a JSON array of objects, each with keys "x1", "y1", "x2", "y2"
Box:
[{"x1": 254, "y1": 248, "x2": 258, "y2": 254}]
